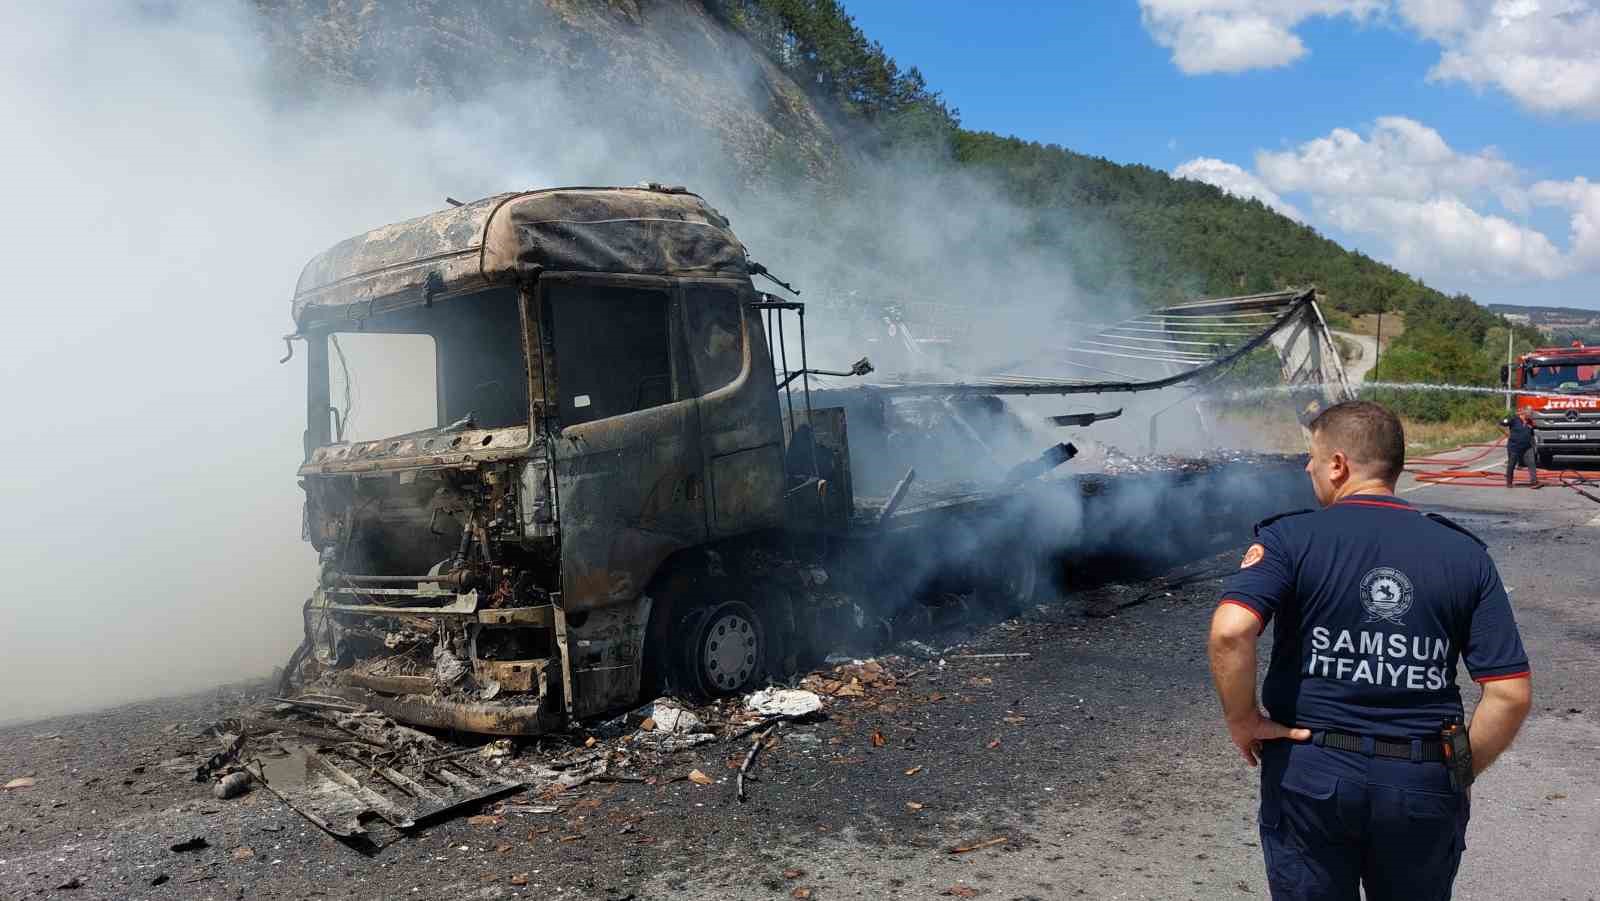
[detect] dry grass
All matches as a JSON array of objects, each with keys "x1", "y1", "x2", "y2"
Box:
[
  {"x1": 1212, "y1": 406, "x2": 1308, "y2": 454},
  {"x1": 1345, "y1": 311, "x2": 1406, "y2": 346},
  {"x1": 1400, "y1": 418, "x2": 1502, "y2": 458},
  {"x1": 1210, "y1": 407, "x2": 1502, "y2": 459}
]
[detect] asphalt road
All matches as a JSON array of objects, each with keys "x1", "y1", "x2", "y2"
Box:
[
  {"x1": 1, "y1": 455, "x2": 1593, "y2": 900},
  {"x1": 1330, "y1": 330, "x2": 1380, "y2": 384}
]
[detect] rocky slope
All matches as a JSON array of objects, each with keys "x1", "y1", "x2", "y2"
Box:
[{"x1": 254, "y1": 0, "x2": 844, "y2": 186}]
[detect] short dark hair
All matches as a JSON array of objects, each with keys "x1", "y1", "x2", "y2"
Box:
[{"x1": 1308, "y1": 400, "x2": 1406, "y2": 483}]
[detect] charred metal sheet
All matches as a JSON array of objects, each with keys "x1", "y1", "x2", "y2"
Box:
[
  {"x1": 477, "y1": 605, "x2": 554, "y2": 627},
  {"x1": 869, "y1": 289, "x2": 1320, "y2": 398},
  {"x1": 295, "y1": 186, "x2": 748, "y2": 327},
  {"x1": 1049, "y1": 408, "x2": 1123, "y2": 427},
  {"x1": 324, "y1": 685, "x2": 558, "y2": 736},
  {"x1": 340, "y1": 671, "x2": 435, "y2": 696},
  {"x1": 246, "y1": 739, "x2": 523, "y2": 840},
  {"x1": 471, "y1": 657, "x2": 548, "y2": 693},
  {"x1": 300, "y1": 426, "x2": 533, "y2": 476}
]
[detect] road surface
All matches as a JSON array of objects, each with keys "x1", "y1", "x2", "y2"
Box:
[
  {"x1": 1332, "y1": 329, "x2": 1380, "y2": 383},
  {"x1": 1, "y1": 455, "x2": 1593, "y2": 899}
]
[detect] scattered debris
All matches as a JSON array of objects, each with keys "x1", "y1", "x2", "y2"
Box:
[
  {"x1": 479, "y1": 739, "x2": 515, "y2": 762},
  {"x1": 791, "y1": 888, "x2": 813, "y2": 900},
  {"x1": 630, "y1": 698, "x2": 703, "y2": 734},
  {"x1": 904, "y1": 766, "x2": 923, "y2": 776},
  {"x1": 631, "y1": 731, "x2": 717, "y2": 753},
  {"x1": 745, "y1": 688, "x2": 824, "y2": 718},
  {"x1": 510, "y1": 873, "x2": 529, "y2": 886},
  {"x1": 783, "y1": 868, "x2": 805, "y2": 880},
  {"x1": 4, "y1": 777, "x2": 35, "y2": 790},
  {"x1": 503, "y1": 804, "x2": 560, "y2": 816},
  {"x1": 169, "y1": 837, "x2": 209, "y2": 853},
  {"x1": 687, "y1": 769, "x2": 714, "y2": 786},
  {"x1": 737, "y1": 723, "x2": 779, "y2": 803},
  {"x1": 898, "y1": 641, "x2": 943, "y2": 661},
  {"x1": 803, "y1": 659, "x2": 897, "y2": 699},
  {"x1": 55, "y1": 876, "x2": 84, "y2": 890},
  {"x1": 870, "y1": 730, "x2": 886, "y2": 748},
  {"x1": 906, "y1": 802, "x2": 924, "y2": 811},
  {"x1": 986, "y1": 739, "x2": 1001, "y2": 750},
  {"x1": 149, "y1": 874, "x2": 169, "y2": 887},
  {"x1": 949, "y1": 653, "x2": 1031, "y2": 661},
  {"x1": 941, "y1": 884, "x2": 979, "y2": 898},
  {"x1": 231, "y1": 847, "x2": 255, "y2": 861},
  {"x1": 212, "y1": 771, "x2": 252, "y2": 800}
]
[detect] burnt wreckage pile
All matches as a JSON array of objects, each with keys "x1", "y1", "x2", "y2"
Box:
[{"x1": 272, "y1": 185, "x2": 1339, "y2": 752}]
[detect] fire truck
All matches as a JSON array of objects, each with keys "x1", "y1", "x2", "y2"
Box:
[{"x1": 1500, "y1": 341, "x2": 1600, "y2": 468}]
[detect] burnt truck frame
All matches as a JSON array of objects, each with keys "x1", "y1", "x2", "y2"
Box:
[{"x1": 282, "y1": 186, "x2": 1325, "y2": 735}]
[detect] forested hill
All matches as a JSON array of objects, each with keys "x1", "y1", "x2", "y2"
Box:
[
  {"x1": 710, "y1": 0, "x2": 1543, "y2": 419},
  {"x1": 261, "y1": 0, "x2": 1540, "y2": 419}
]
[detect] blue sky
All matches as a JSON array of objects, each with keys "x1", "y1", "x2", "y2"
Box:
[{"x1": 847, "y1": 1, "x2": 1600, "y2": 311}]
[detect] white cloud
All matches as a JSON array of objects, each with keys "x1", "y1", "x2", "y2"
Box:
[
  {"x1": 1323, "y1": 195, "x2": 1568, "y2": 279},
  {"x1": 1140, "y1": 0, "x2": 1600, "y2": 118},
  {"x1": 1418, "y1": 0, "x2": 1600, "y2": 118},
  {"x1": 1186, "y1": 118, "x2": 1600, "y2": 286},
  {"x1": 1137, "y1": 1, "x2": 1386, "y2": 74},
  {"x1": 1531, "y1": 176, "x2": 1600, "y2": 260},
  {"x1": 1174, "y1": 157, "x2": 1306, "y2": 220},
  {"x1": 1254, "y1": 116, "x2": 1526, "y2": 212}
]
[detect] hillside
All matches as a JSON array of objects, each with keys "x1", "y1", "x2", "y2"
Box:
[{"x1": 253, "y1": 0, "x2": 1541, "y2": 420}]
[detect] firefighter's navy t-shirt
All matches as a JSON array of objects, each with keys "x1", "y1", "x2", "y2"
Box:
[
  {"x1": 1219, "y1": 495, "x2": 1530, "y2": 738},
  {"x1": 1502, "y1": 415, "x2": 1535, "y2": 453}
]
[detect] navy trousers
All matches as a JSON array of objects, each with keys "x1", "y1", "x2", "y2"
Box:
[{"x1": 1258, "y1": 739, "x2": 1469, "y2": 901}]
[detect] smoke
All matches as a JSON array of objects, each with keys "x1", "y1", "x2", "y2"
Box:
[{"x1": 0, "y1": 1, "x2": 1298, "y2": 723}]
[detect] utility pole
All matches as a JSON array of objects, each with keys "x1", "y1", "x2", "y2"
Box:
[
  {"x1": 1374, "y1": 309, "x2": 1383, "y2": 373},
  {"x1": 1506, "y1": 327, "x2": 1515, "y2": 412}
]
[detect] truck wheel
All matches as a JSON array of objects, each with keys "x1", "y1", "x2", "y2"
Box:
[
  {"x1": 681, "y1": 601, "x2": 766, "y2": 698},
  {"x1": 1536, "y1": 449, "x2": 1555, "y2": 471},
  {"x1": 977, "y1": 547, "x2": 1040, "y2": 618}
]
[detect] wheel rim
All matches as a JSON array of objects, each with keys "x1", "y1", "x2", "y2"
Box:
[
  {"x1": 700, "y1": 609, "x2": 759, "y2": 692},
  {"x1": 998, "y1": 553, "x2": 1037, "y2": 604}
]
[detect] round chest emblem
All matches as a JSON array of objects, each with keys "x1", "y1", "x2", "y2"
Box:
[{"x1": 1360, "y1": 567, "x2": 1413, "y2": 624}]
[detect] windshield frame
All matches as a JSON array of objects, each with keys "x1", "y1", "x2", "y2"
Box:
[
  {"x1": 303, "y1": 287, "x2": 533, "y2": 457},
  {"x1": 1522, "y1": 358, "x2": 1600, "y2": 392}
]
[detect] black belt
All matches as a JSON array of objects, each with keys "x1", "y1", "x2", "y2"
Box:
[{"x1": 1314, "y1": 730, "x2": 1446, "y2": 762}]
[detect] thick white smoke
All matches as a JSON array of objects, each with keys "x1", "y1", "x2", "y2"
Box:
[{"x1": 0, "y1": 1, "x2": 1289, "y2": 722}]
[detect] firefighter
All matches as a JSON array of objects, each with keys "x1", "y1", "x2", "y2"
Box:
[
  {"x1": 1500, "y1": 407, "x2": 1539, "y2": 488},
  {"x1": 1209, "y1": 400, "x2": 1531, "y2": 901}
]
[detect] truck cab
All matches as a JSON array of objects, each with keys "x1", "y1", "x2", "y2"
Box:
[
  {"x1": 288, "y1": 186, "x2": 799, "y2": 733},
  {"x1": 1501, "y1": 341, "x2": 1600, "y2": 468}
]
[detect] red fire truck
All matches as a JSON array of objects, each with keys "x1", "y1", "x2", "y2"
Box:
[{"x1": 1500, "y1": 341, "x2": 1600, "y2": 468}]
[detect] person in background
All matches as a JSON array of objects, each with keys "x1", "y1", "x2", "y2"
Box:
[{"x1": 1499, "y1": 407, "x2": 1539, "y2": 488}]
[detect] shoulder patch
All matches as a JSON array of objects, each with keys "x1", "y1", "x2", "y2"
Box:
[
  {"x1": 1240, "y1": 543, "x2": 1266, "y2": 568},
  {"x1": 1423, "y1": 512, "x2": 1487, "y2": 549},
  {"x1": 1254, "y1": 508, "x2": 1314, "y2": 537}
]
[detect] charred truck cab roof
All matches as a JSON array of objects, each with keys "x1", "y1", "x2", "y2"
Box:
[{"x1": 287, "y1": 186, "x2": 786, "y2": 734}]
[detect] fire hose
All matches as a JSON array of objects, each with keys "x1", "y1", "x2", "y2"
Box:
[{"x1": 1406, "y1": 438, "x2": 1600, "y2": 503}]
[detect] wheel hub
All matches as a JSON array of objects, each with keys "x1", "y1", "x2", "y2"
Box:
[{"x1": 700, "y1": 611, "x2": 758, "y2": 692}]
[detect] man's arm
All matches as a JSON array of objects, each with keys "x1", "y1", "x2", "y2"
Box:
[
  {"x1": 1468, "y1": 675, "x2": 1532, "y2": 776},
  {"x1": 1209, "y1": 604, "x2": 1310, "y2": 767}
]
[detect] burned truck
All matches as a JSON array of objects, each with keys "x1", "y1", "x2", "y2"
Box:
[{"x1": 281, "y1": 185, "x2": 1315, "y2": 735}]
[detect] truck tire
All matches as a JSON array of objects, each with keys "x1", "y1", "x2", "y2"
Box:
[
  {"x1": 977, "y1": 546, "x2": 1041, "y2": 618},
  {"x1": 678, "y1": 600, "x2": 766, "y2": 699}
]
